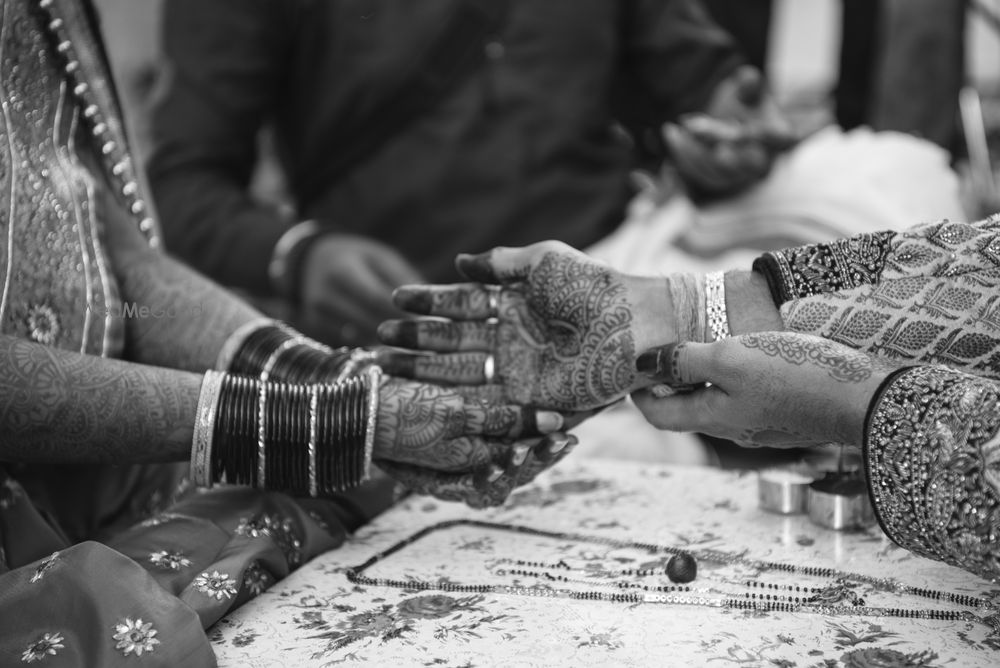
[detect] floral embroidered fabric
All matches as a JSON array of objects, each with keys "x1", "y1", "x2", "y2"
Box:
[
  {"x1": 865, "y1": 365, "x2": 1000, "y2": 581},
  {"x1": 757, "y1": 216, "x2": 1000, "y2": 376}
]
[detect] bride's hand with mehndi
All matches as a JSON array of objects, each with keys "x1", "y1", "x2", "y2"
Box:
[
  {"x1": 373, "y1": 377, "x2": 567, "y2": 473},
  {"x1": 377, "y1": 241, "x2": 678, "y2": 412},
  {"x1": 631, "y1": 332, "x2": 897, "y2": 448}
]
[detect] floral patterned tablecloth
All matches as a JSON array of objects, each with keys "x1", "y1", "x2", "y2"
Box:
[{"x1": 211, "y1": 460, "x2": 999, "y2": 667}]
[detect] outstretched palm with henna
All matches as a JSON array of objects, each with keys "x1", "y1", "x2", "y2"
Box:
[{"x1": 378, "y1": 241, "x2": 650, "y2": 412}]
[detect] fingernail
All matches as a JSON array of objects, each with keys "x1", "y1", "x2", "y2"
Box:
[
  {"x1": 536, "y1": 411, "x2": 565, "y2": 434},
  {"x1": 512, "y1": 444, "x2": 530, "y2": 466},
  {"x1": 488, "y1": 465, "x2": 504, "y2": 483},
  {"x1": 635, "y1": 347, "x2": 666, "y2": 377},
  {"x1": 455, "y1": 253, "x2": 496, "y2": 282},
  {"x1": 548, "y1": 436, "x2": 572, "y2": 455},
  {"x1": 378, "y1": 352, "x2": 416, "y2": 377},
  {"x1": 377, "y1": 320, "x2": 418, "y2": 348},
  {"x1": 393, "y1": 287, "x2": 433, "y2": 314}
]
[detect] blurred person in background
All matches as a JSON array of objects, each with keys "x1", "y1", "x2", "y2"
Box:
[{"x1": 147, "y1": 0, "x2": 794, "y2": 349}]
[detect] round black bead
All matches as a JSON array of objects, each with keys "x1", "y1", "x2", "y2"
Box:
[{"x1": 666, "y1": 553, "x2": 698, "y2": 583}]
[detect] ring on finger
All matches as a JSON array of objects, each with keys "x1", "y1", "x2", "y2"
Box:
[
  {"x1": 484, "y1": 353, "x2": 496, "y2": 383},
  {"x1": 486, "y1": 284, "x2": 501, "y2": 318}
]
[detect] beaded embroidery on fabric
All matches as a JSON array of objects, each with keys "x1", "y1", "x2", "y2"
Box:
[
  {"x1": 759, "y1": 230, "x2": 896, "y2": 303},
  {"x1": 0, "y1": 0, "x2": 122, "y2": 355},
  {"x1": 865, "y1": 366, "x2": 1000, "y2": 582}
]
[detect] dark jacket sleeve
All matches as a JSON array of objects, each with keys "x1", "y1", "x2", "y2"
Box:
[
  {"x1": 147, "y1": 0, "x2": 298, "y2": 294},
  {"x1": 864, "y1": 365, "x2": 1000, "y2": 581},
  {"x1": 620, "y1": 0, "x2": 746, "y2": 120}
]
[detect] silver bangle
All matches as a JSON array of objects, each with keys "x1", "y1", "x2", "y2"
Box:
[
  {"x1": 308, "y1": 384, "x2": 320, "y2": 497},
  {"x1": 363, "y1": 365, "x2": 383, "y2": 481},
  {"x1": 191, "y1": 370, "x2": 225, "y2": 487},
  {"x1": 337, "y1": 348, "x2": 378, "y2": 382},
  {"x1": 705, "y1": 271, "x2": 730, "y2": 341},
  {"x1": 268, "y1": 219, "x2": 324, "y2": 298}
]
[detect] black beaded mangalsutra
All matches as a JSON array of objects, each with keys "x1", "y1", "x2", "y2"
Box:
[{"x1": 345, "y1": 519, "x2": 1000, "y2": 636}]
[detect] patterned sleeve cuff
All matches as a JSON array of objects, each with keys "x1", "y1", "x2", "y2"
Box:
[
  {"x1": 751, "y1": 230, "x2": 897, "y2": 307},
  {"x1": 863, "y1": 365, "x2": 1000, "y2": 580}
]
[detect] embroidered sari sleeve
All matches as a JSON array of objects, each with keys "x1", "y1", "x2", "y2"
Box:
[
  {"x1": 864, "y1": 365, "x2": 1000, "y2": 581},
  {"x1": 753, "y1": 215, "x2": 1000, "y2": 377}
]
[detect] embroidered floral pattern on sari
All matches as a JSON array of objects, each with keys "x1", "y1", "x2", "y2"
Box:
[
  {"x1": 148, "y1": 550, "x2": 192, "y2": 571},
  {"x1": 235, "y1": 513, "x2": 303, "y2": 566},
  {"x1": 194, "y1": 570, "x2": 239, "y2": 601},
  {"x1": 112, "y1": 618, "x2": 160, "y2": 657},
  {"x1": 866, "y1": 366, "x2": 1000, "y2": 580},
  {"x1": 20, "y1": 632, "x2": 64, "y2": 663},
  {"x1": 29, "y1": 552, "x2": 59, "y2": 584}
]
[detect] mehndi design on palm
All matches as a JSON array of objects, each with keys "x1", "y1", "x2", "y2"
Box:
[{"x1": 378, "y1": 241, "x2": 638, "y2": 412}]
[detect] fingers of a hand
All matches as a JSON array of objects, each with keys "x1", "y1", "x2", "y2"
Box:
[
  {"x1": 630, "y1": 388, "x2": 708, "y2": 432},
  {"x1": 533, "y1": 432, "x2": 578, "y2": 465},
  {"x1": 380, "y1": 350, "x2": 492, "y2": 384},
  {"x1": 635, "y1": 342, "x2": 712, "y2": 388},
  {"x1": 378, "y1": 318, "x2": 496, "y2": 352},
  {"x1": 392, "y1": 283, "x2": 503, "y2": 319},
  {"x1": 462, "y1": 402, "x2": 564, "y2": 437},
  {"x1": 456, "y1": 241, "x2": 580, "y2": 283}
]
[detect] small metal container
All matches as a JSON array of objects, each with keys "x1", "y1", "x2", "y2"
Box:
[
  {"x1": 758, "y1": 466, "x2": 818, "y2": 515},
  {"x1": 807, "y1": 472, "x2": 875, "y2": 530}
]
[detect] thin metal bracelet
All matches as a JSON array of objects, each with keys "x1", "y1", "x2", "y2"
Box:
[
  {"x1": 705, "y1": 271, "x2": 730, "y2": 341},
  {"x1": 191, "y1": 370, "x2": 226, "y2": 487},
  {"x1": 363, "y1": 365, "x2": 383, "y2": 481},
  {"x1": 338, "y1": 348, "x2": 379, "y2": 381}
]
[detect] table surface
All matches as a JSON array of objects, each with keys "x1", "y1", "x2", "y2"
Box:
[{"x1": 211, "y1": 459, "x2": 1000, "y2": 667}]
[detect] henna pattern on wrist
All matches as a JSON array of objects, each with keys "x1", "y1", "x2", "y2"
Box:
[{"x1": 740, "y1": 332, "x2": 875, "y2": 383}]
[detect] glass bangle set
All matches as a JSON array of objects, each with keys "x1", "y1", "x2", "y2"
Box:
[
  {"x1": 345, "y1": 519, "x2": 1000, "y2": 635},
  {"x1": 203, "y1": 323, "x2": 378, "y2": 495},
  {"x1": 211, "y1": 374, "x2": 370, "y2": 495}
]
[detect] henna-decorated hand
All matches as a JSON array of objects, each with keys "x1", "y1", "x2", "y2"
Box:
[
  {"x1": 631, "y1": 332, "x2": 899, "y2": 448},
  {"x1": 373, "y1": 377, "x2": 566, "y2": 473},
  {"x1": 377, "y1": 432, "x2": 578, "y2": 508},
  {"x1": 377, "y1": 241, "x2": 674, "y2": 412}
]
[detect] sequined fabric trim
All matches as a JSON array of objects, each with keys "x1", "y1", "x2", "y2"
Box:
[
  {"x1": 865, "y1": 365, "x2": 1000, "y2": 581},
  {"x1": 755, "y1": 230, "x2": 896, "y2": 304}
]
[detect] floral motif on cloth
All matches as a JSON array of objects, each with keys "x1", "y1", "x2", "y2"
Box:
[
  {"x1": 757, "y1": 216, "x2": 1000, "y2": 377},
  {"x1": 29, "y1": 552, "x2": 60, "y2": 584},
  {"x1": 112, "y1": 618, "x2": 160, "y2": 657},
  {"x1": 236, "y1": 513, "x2": 303, "y2": 566},
  {"x1": 148, "y1": 550, "x2": 192, "y2": 571},
  {"x1": 194, "y1": 570, "x2": 239, "y2": 601},
  {"x1": 865, "y1": 365, "x2": 1000, "y2": 581},
  {"x1": 21, "y1": 633, "x2": 65, "y2": 663}
]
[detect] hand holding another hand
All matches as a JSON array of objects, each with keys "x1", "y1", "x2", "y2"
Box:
[
  {"x1": 378, "y1": 241, "x2": 675, "y2": 413},
  {"x1": 372, "y1": 377, "x2": 578, "y2": 507},
  {"x1": 631, "y1": 332, "x2": 897, "y2": 448}
]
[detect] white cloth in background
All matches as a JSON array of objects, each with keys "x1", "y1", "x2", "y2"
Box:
[{"x1": 576, "y1": 126, "x2": 966, "y2": 463}]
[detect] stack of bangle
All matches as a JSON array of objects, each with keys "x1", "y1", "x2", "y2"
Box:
[
  {"x1": 218, "y1": 320, "x2": 371, "y2": 384},
  {"x1": 191, "y1": 367, "x2": 381, "y2": 496}
]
